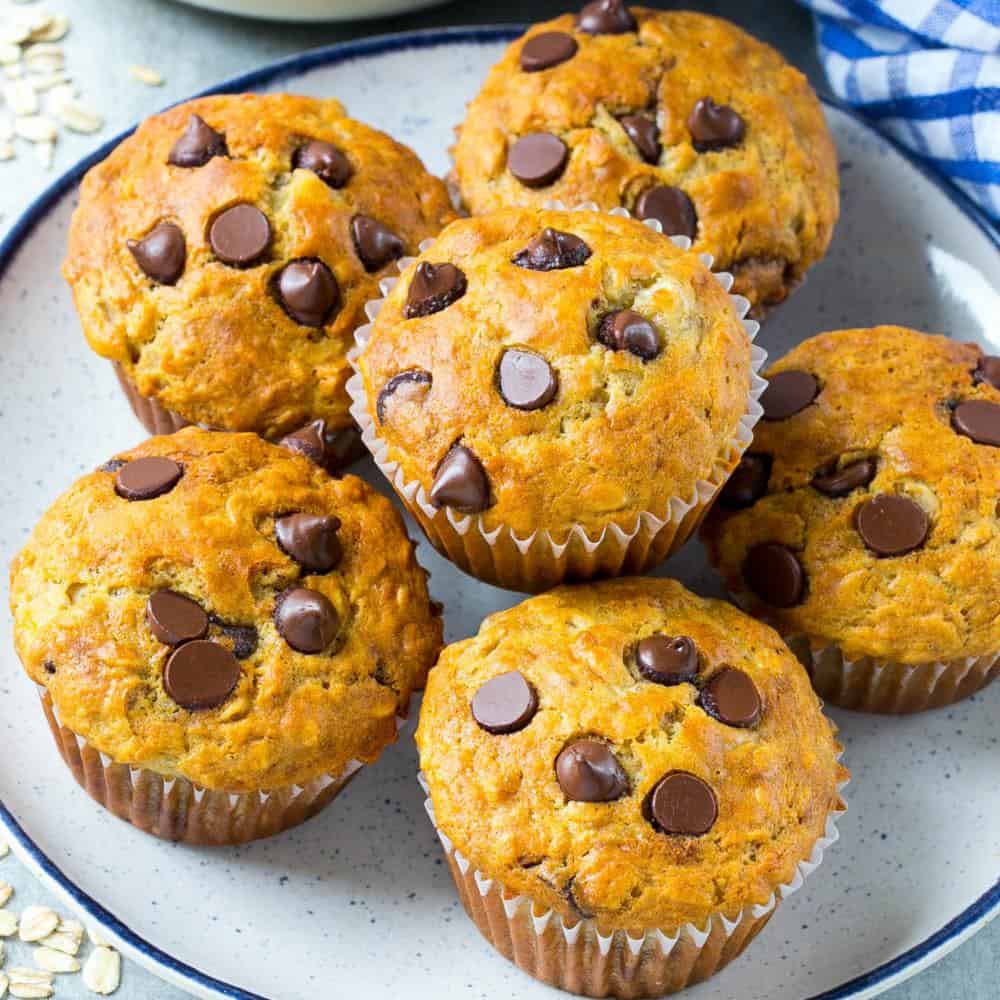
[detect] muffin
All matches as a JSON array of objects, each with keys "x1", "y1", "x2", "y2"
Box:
[
  {"x1": 9, "y1": 428, "x2": 442, "y2": 843},
  {"x1": 348, "y1": 206, "x2": 765, "y2": 592},
  {"x1": 63, "y1": 93, "x2": 456, "y2": 468},
  {"x1": 703, "y1": 326, "x2": 1000, "y2": 713},
  {"x1": 451, "y1": 5, "x2": 839, "y2": 316},
  {"x1": 417, "y1": 578, "x2": 847, "y2": 998}
]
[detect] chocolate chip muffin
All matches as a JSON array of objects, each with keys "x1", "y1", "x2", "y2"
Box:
[
  {"x1": 417, "y1": 578, "x2": 847, "y2": 997},
  {"x1": 64, "y1": 93, "x2": 455, "y2": 467},
  {"x1": 9, "y1": 428, "x2": 442, "y2": 843},
  {"x1": 703, "y1": 326, "x2": 1000, "y2": 713},
  {"x1": 349, "y1": 206, "x2": 764, "y2": 592},
  {"x1": 451, "y1": 4, "x2": 838, "y2": 316}
]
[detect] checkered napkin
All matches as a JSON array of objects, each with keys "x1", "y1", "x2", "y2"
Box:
[{"x1": 797, "y1": 1, "x2": 1000, "y2": 221}]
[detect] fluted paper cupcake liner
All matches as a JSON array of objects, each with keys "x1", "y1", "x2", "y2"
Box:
[
  {"x1": 418, "y1": 771, "x2": 847, "y2": 998},
  {"x1": 37, "y1": 688, "x2": 408, "y2": 845},
  {"x1": 347, "y1": 205, "x2": 767, "y2": 593},
  {"x1": 113, "y1": 362, "x2": 190, "y2": 436}
]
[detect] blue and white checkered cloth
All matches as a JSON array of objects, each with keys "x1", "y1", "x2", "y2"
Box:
[{"x1": 798, "y1": 1, "x2": 1000, "y2": 221}]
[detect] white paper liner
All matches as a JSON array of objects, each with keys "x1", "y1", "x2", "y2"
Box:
[
  {"x1": 346, "y1": 204, "x2": 768, "y2": 592},
  {"x1": 37, "y1": 687, "x2": 407, "y2": 845},
  {"x1": 418, "y1": 769, "x2": 847, "y2": 997}
]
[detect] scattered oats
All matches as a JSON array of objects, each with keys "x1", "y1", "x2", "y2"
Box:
[
  {"x1": 0, "y1": 882, "x2": 11, "y2": 906},
  {"x1": 0, "y1": 911, "x2": 18, "y2": 937},
  {"x1": 86, "y1": 925, "x2": 111, "y2": 948},
  {"x1": 0, "y1": 142, "x2": 12, "y2": 161},
  {"x1": 4, "y1": 64, "x2": 24, "y2": 79},
  {"x1": 32, "y1": 947, "x2": 80, "y2": 974},
  {"x1": 0, "y1": 972, "x2": 7, "y2": 1000},
  {"x1": 40, "y1": 918, "x2": 82, "y2": 956},
  {"x1": 128, "y1": 63, "x2": 163, "y2": 86},
  {"x1": 82, "y1": 947, "x2": 120, "y2": 995},
  {"x1": 53, "y1": 96, "x2": 101, "y2": 133},
  {"x1": 29, "y1": 71, "x2": 70, "y2": 92},
  {"x1": 14, "y1": 115, "x2": 56, "y2": 142},
  {"x1": 0, "y1": 841, "x2": 7, "y2": 858},
  {"x1": 0, "y1": 24, "x2": 31, "y2": 47},
  {"x1": 16, "y1": 907, "x2": 58, "y2": 943},
  {"x1": 0, "y1": 939, "x2": 5, "y2": 964},
  {"x1": 45, "y1": 81, "x2": 75, "y2": 106},
  {"x1": 23, "y1": 45, "x2": 63, "y2": 75},
  {"x1": 0, "y1": 44, "x2": 20, "y2": 65},
  {"x1": 33, "y1": 138, "x2": 53, "y2": 168},
  {"x1": 28, "y1": 16, "x2": 68, "y2": 44},
  {"x1": 4, "y1": 79, "x2": 38, "y2": 115},
  {"x1": 6, "y1": 967, "x2": 53, "y2": 1000}
]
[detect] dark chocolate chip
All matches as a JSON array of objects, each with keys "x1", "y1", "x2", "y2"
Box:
[
  {"x1": 511, "y1": 228, "x2": 592, "y2": 271},
  {"x1": 471, "y1": 671, "x2": 538, "y2": 734},
  {"x1": 952, "y1": 400, "x2": 1000, "y2": 446},
  {"x1": 278, "y1": 418, "x2": 365, "y2": 473},
  {"x1": 597, "y1": 309, "x2": 662, "y2": 360},
  {"x1": 635, "y1": 635, "x2": 698, "y2": 685},
  {"x1": 376, "y1": 370, "x2": 432, "y2": 423},
  {"x1": 812, "y1": 457, "x2": 877, "y2": 498},
  {"x1": 209, "y1": 203, "x2": 271, "y2": 267},
  {"x1": 520, "y1": 31, "x2": 578, "y2": 72},
  {"x1": 430, "y1": 445, "x2": 490, "y2": 513},
  {"x1": 276, "y1": 513, "x2": 343, "y2": 573},
  {"x1": 274, "y1": 587, "x2": 339, "y2": 654},
  {"x1": 127, "y1": 222, "x2": 186, "y2": 285},
  {"x1": 719, "y1": 453, "x2": 771, "y2": 509},
  {"x1": 115, "y1": 457, "x2": 183, "y2": 501},
  {"x1": 973, "y1": 355, "x2": 1000, "y2": 390},
  {"x1": 351, "y1": 215, "x2": 404, "y2": 273},
  {"x1": 293, "y1": 140, "x2": 352, "y2": 189},
  {"x1": 761, "y1": 370, "x2": 818, "y2": 420},
  {"x1": 619, "y1": 114, "x2": 660, "y2": 163},
  {"x1": 688, "y1": 97, "x2": 746, "y2": 152},
  {"x1": 44, "y1": 661, "x2": 56, "y2": 675},
  {"x1": 146, "y1": 589, "x2": 208, "y2": 646},
  {"x1": 743, "y1": 542, "x2": 805, "y2": 607},
  {"x1": 163, "y1": 640, "x2": 240, "y2": 710},
  {"x1": 577, "y1": 0, "x2": 637, "y2": 35},
  {"x1": 700, "y1": 667, "x2": 761, "y2": 727},
  {"x1": 404, "y1": 262, "x2": 467, "y2": 318},
  {"x1": 856, "y1": 494, "x2": 929, "y2": 556},
  {"x1": 168, "y1": 115, "x2": 227, "y2": 168},
  {"x1": 648, "y1": 772, "x2": 718, "y2": 835},
  {"x1": 634, "y1": 185, "x2": 698, "y2": 239},
  {"x1": 276, "y1": 259, "x2": 340, "y2": 327},
  {"x1": 498, "y1": 350, "x2": 557, "y2": 410},
  {"x1": 507, "y1": 132, "x2": 569, "y2": 188},
  {"x1": 555, "y1": 740, "x2": 628, "y2": 802}
]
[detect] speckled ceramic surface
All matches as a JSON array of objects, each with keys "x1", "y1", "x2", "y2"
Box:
[{"x1": 0, "y1": 30, "x2": 998, "y2": 1000}]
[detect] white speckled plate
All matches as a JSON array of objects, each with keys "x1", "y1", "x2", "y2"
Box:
[{"x1": 1, "y1": 28, "x2": 998, "y2": 1000}]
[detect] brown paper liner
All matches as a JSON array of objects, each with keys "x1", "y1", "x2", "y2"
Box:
[
  {"x1": 112, "y1": 362, "x2": 191, "y2": 436},
  {"x1": 39, "y1": 689, "x2": 364, "y2": 845}
]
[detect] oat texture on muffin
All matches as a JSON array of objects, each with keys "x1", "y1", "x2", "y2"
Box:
[{"x1": 452, "y1": 6, "x2": 839, "y2": 314}]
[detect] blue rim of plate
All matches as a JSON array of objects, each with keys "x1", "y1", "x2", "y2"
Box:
[{"x1": 0, "y1": 24, "x2": 997, "y2": 1000}]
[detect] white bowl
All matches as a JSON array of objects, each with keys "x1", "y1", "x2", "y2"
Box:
[{"x1": 175, "y1": 0, "x2": 446, "y2": 22}]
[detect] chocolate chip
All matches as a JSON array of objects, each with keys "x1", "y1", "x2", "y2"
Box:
[
  {"x1": 404, "y1": 262, "x2": 467, "y2": 318},
  {"x1": 619, "y1": 114, "x2": 660, "y2": 163},
  {"x1": 952, "y1": 400, "x2": 1000, "y2": 446},
  {"x1": 471, "y1": 671, "x2": 538, "y2": 733},
  {"x1": 430, "y1": 444, "x2": 490, "y2": 513},
  {"x1": 700, "y1": 667, "x2": 761, "y2": 727},
  {"x1": 555, "y1": 740, "x2": 628, "y2": 802},
  {"x1": 278, "y1": 419, "x2": 364, "y2": 473},
  {"x1": 274, "y1": 587, "x2": 339, "y2": 654},
  {"x1": 376, "y1": 370, "x2": 432, "y2": 423},
  {"x1": 127, "y1": 222, "x2": 186, "y2": 285},
  {"x1": 812, "y1": 457, "x2": 877, "y2": 498},
  {"x1": 648, "y1": 772, "x2": 717, "y2": 836},
  {"x1": 743, "y1": 542, "x2": 805, "y2": 607},
  {"x1": 635, "y1": 635, "x2": 698, "y2": 685},
  {"x1": 168, "y1": 115, "x2": 227, "y2": 168},
  {"x1": 114, "y1": 457, "x2": 183, "y2": 501},
  {"x1": 577, "y1": 0, "x2": 637, "y2": 35},
  {"x1": 276, "y1": 259, "x2": 340, "y2": 326},
  {"x1": 507, "y1": 132, "x2": 569, "y2": 188},
  {"x1": 688, "y1": 98, "x2": 746, "y2": 152},
  {"x1": 146, "y1": 590, "x2": 208, "y2": 646},
  {"x1": 498, "y1": 350, "x2": 557, "y2": 410},
  {"x1": 719, "y1": 453, "x2": 771, "y2": 509},
  {"x1": 597, "y1": 309, "x2": 662, "y2": 360},
  {"x1": 973, "y1": 355, "x2": 1000, "y2": 390},
  {"x1": 634, "y1": 185, "x2": 698, "y2": 239},
  {"x1": 276, "y1": 513, "x2": 343, "y2": 573},
  {"x1": 293, "y1": 140, "x2": 352, "y2": 189},
  {"x1": 511, "y1": 228, "x2": 592, "y2": 271},
  {"x1": 351, "y1": 215, "x2": 404, "y2": 273},
  {"x1": 856, "y1": 494, "x2": 929, "y2": 556},
  {"x1": 761, "y1": 370, "x2": 818, "y2": 420},
  {"x1": 209, "y1": 616, "x2": 258, "y2": 660},
  {"x1": 163, "y1": 640, "x2": 240, "y2": 710},
  {"x1": 520, "y1": 31, "x2": 578, "y2": 72},
  {"x1": 209, "y1": 203, "x2": 271, "y2": 267}
]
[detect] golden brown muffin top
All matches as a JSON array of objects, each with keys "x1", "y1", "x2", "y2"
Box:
[
  {"x1": 64, "y1": 93, "x2": 455, "y2": 440},
  {"x1": 452, "y1": 7, "x2": 839, "y2": 314},
  {"x1": 9, "y1": 428, "x2": 443, "y2": 792},
  {"x1": 354, "y1": 208, "x2": 753, "y2": 537},
  {"x1": 417, "y1": 578, "x2": 846, "y2": 933},
  {"x1": 703, "y1": 327, "x2": 1000, "y2": 664}
]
